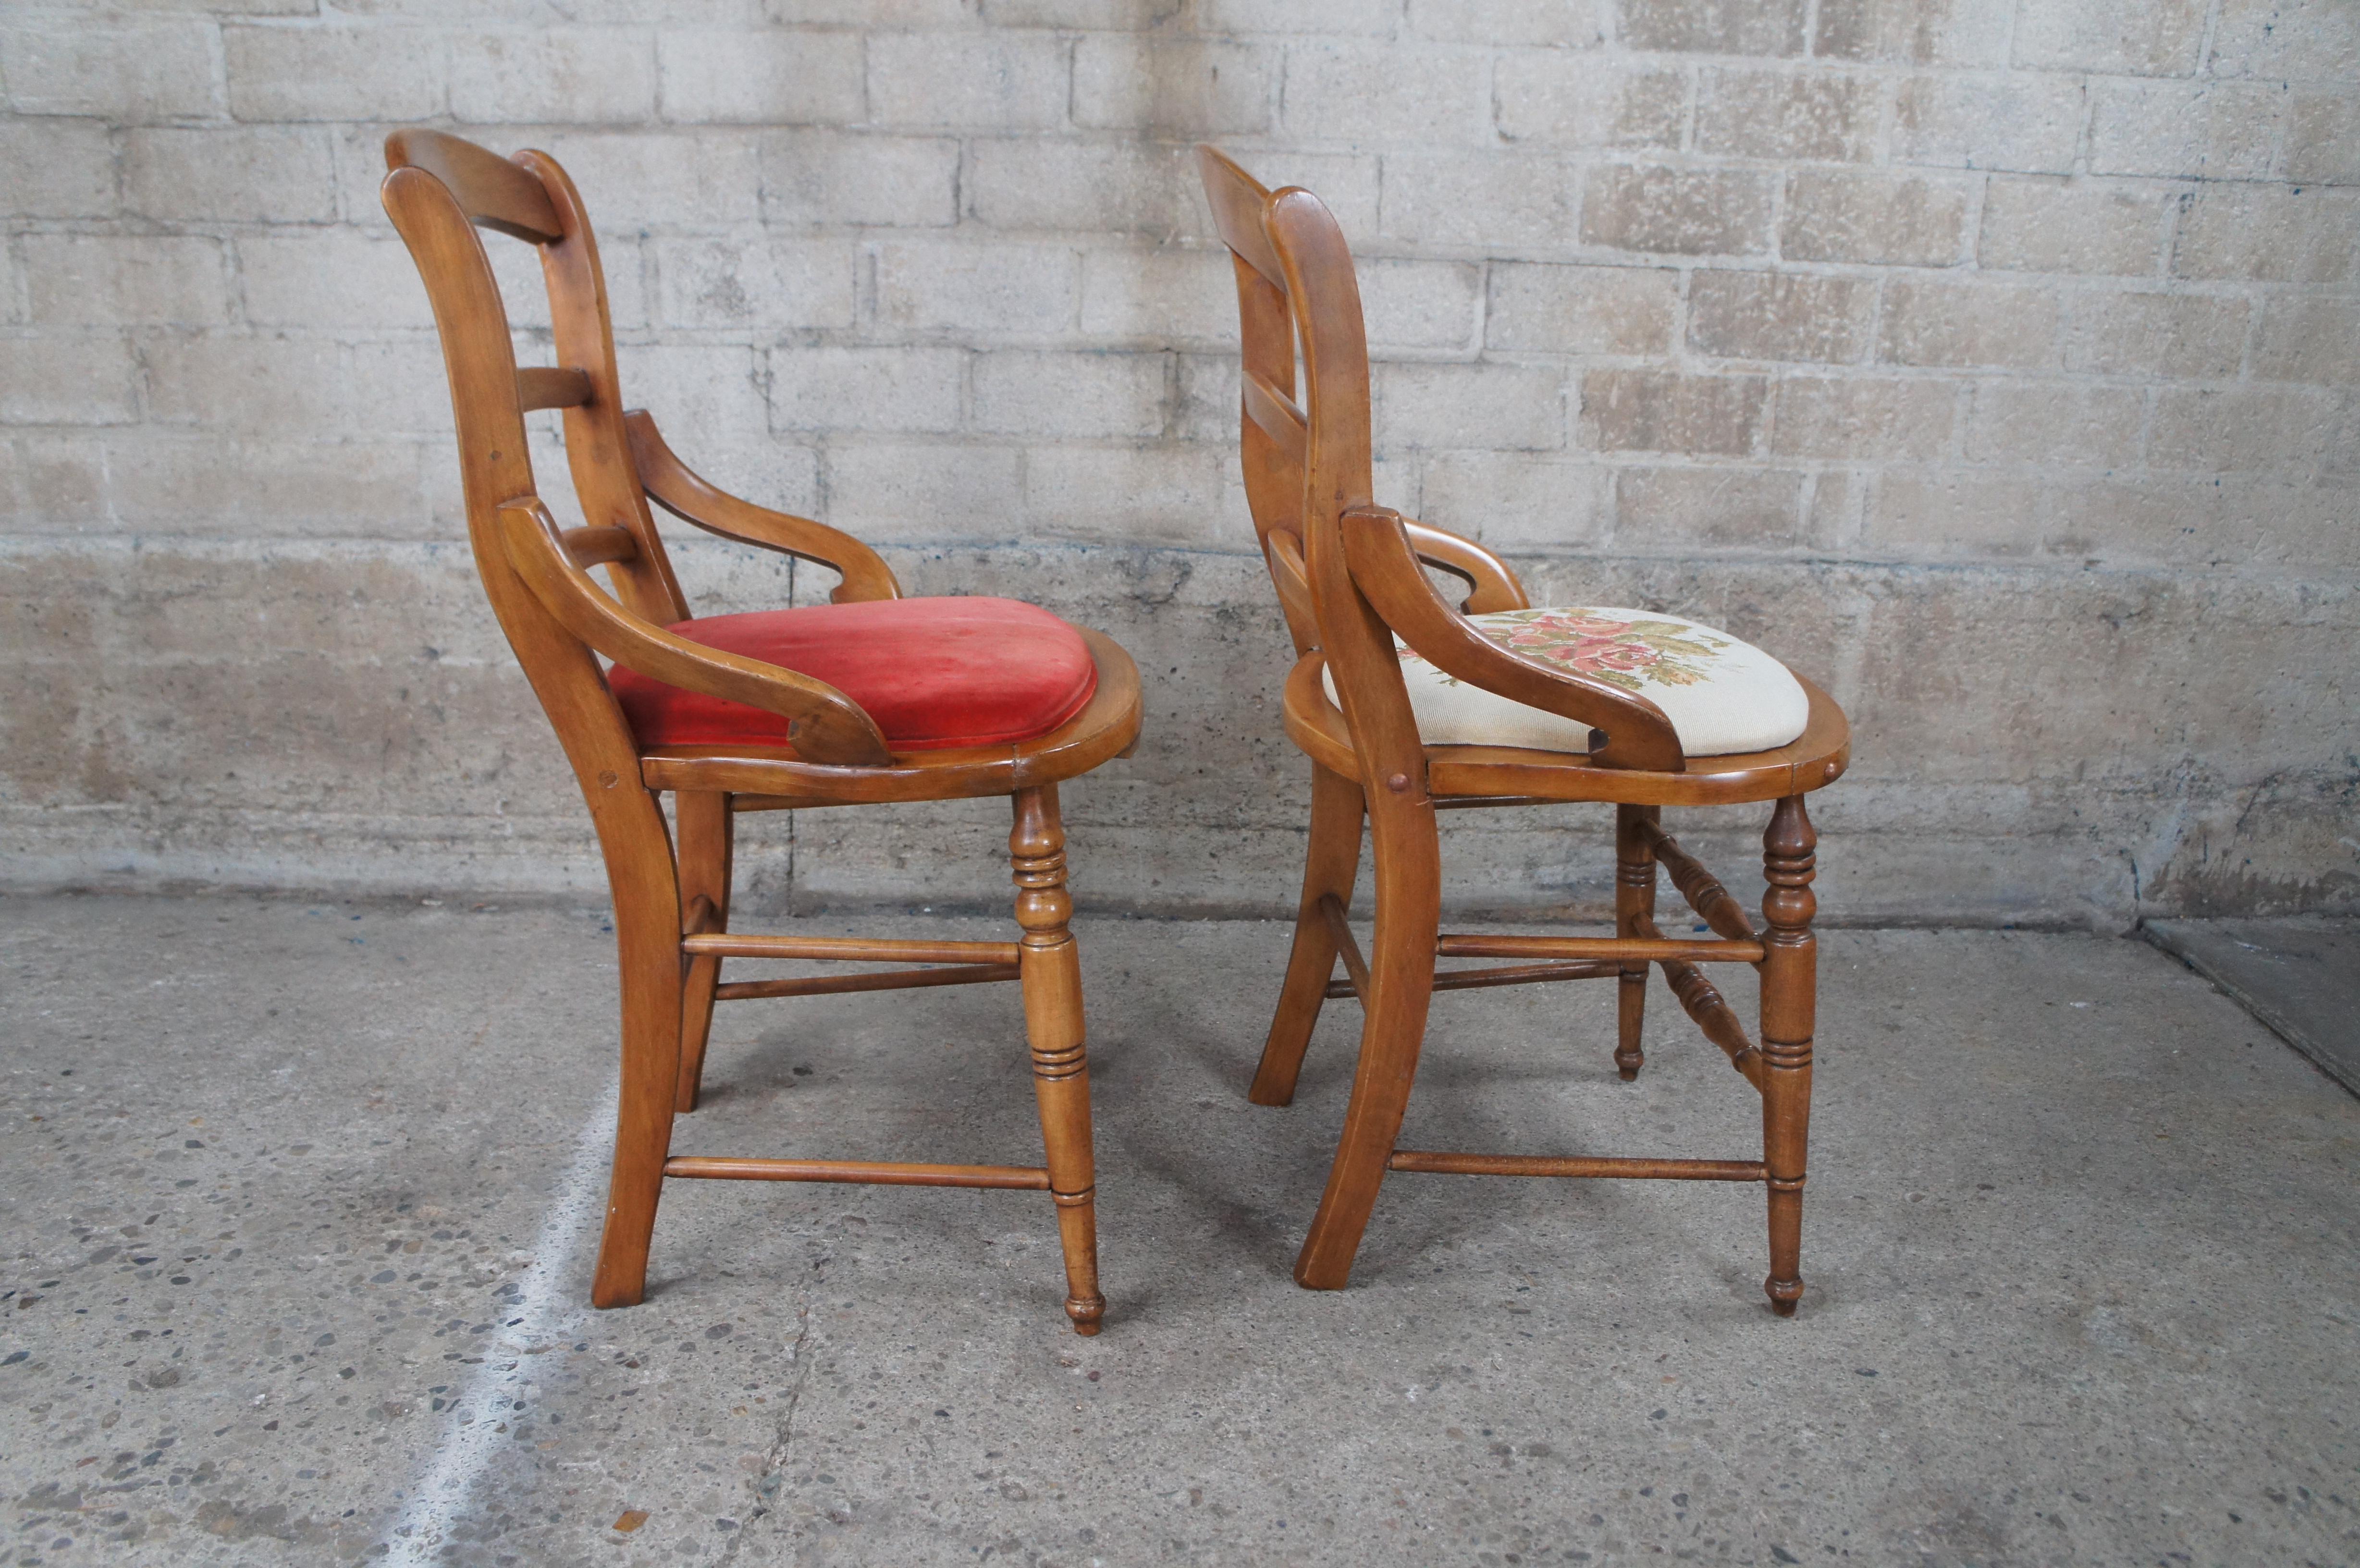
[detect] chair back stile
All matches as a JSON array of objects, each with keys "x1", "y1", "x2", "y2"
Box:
[{"x1": 378, "y1": 142, "x2": 664, "y2": 856}]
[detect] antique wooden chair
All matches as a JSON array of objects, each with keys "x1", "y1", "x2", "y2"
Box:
[
  {"x1": 381, "y1": 130, "x2": 1139, "y2": 1334},
  {"x1": 1196, "y1": 147, "x2": 1850, "y2": 1312}
]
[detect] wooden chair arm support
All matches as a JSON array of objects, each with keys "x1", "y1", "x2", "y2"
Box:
[
  {"x1": 624, "y1": 411, "x2": 902, "y2": 604},
  {"x1": 1400, "y1": 519, "x2": 1529, "y2": 613},
  {"x1": 496, "y1": 498, "x2": 894, "y2": 766},
  {"x1": 1339, "y1": 504, "x2": 1683, "y2": 772}
]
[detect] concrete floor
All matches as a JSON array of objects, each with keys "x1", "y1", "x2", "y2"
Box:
[{"x1": 2, "y1": 895, "x2": 2356, "y2": 1568}]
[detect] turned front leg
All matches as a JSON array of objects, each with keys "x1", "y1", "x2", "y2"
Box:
[
  {"x1": 1614, "y1": 805, "x2": 1658, "y2": 1080},
  {"x1": 1011, "y1": 785, "x2": 1106, "y2": 1336},
  {"x1": 1759, "y1": 795, "x2": 1817, "y2": 1316}
]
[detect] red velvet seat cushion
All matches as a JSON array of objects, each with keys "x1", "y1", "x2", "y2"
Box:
[{"x1": 609, "y1": 596, "x2": 1099, "y2": 752}]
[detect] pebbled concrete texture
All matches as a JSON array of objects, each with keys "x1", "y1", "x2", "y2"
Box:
[{"x1": 3, "y1": 893, "x2": 2358, "y2": 1567}]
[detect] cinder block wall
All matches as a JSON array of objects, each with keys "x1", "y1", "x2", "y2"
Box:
[{"x1": 2, "y1": 0, "x2": 2354, "y2": 927}]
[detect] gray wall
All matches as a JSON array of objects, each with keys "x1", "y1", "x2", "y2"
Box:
[{"x1": 2, "y1": 0, "x2": 2355, "y2": 928}]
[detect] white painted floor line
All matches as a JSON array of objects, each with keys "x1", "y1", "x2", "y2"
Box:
[{"x1": 382, "y1": 1078, "x2": 620, "y2": 1566}]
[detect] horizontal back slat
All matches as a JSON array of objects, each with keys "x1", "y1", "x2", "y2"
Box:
[
  {"x1": 517, "y1": 366, "x2": 593, "y2": 411},
  {"x1": 1195, "y1": 145, "x2": 1284, "y2": 287},
  {"x1": 560, "y1": 524, "x2": 640, "y2": 569},
  {"x1": 386, "y1": 128, "x2": 563, "y2": 245},
  {"x1": 1242, "y1": 370, "x2": 1307, "y2": 462}
]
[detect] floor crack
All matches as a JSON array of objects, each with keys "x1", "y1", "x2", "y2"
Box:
[{"x1": 715, "y1": 1248, "x2": 827, "y2": 1567}]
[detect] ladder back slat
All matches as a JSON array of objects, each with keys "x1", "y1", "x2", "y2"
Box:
[
  {"x1": 516, "y1": 366, "x2": 593, "y2": 412},
  {"x1": 384, "y1": 128, "x2": 563, "y2": 245},
  {"x1": 560, "y1": 524, "x2": 639, "y2": 568},
  {"x1": 1243, "y1": 371, "x2": 1308, "y2": 461}
]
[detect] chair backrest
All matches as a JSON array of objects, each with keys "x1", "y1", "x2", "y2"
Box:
[
  {"x1": 1195, "y1": 148, "x2": 1438, "y2": 783},
  {"x1": 382, "y1": 129, "x2": 695, "y2": 802}
]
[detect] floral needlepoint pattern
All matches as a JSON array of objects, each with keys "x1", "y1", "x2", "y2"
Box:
[
  {"x1": 1332, "y1": 603, "x2": 1813, "y2": 758},
  {"x1": 1426, "y1": 608, "x2": 1733, "y2": 695}
]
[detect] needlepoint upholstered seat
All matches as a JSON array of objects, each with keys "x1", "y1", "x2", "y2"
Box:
[
  {"x1": 383, "y1": 128, "x2": 1138, "y2": 1335},
  {"x1": 1199, "y1": 145, "x2": 1850, "y2": 1314}
]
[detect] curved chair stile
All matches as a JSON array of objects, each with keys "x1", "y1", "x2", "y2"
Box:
[
  {"x1": 381, "y1": 129, "x2": 1140, "y2": 1335},
  {"x1": 1198, "y1": 145, "x2": 1851, "y2": 1312}
]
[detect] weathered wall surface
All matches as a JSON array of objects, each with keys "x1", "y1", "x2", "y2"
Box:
[{"x1": 2, "y1": 0, "x2": 2354, "y2": 927}]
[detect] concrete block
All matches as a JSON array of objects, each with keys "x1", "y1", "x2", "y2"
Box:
[
  {"x1": 2210, "y1": 0, "x2": 2360, "y2": 82},
  {"x1": 1417, "y1": 452, "x2": 1610, "y2": 550},
  {"x1": 874, "y1": 242, "x2": 1079, "y2": 336},
  {"x1": 1375, "y1": 362, "x2": 1566, "y2": 453},
  {"x1": 21, "y1": 236, "x2": 229, "y2": 329},
  {"x1": 1172, "y1": 352, "x2": 1241, "y2": 443},
  {"x1": 236, "y1": 231, "x2": 434, "y2": 331},
  {"x1": 657, "y1": 27, "x2": 865, "y2": 125},
  {"x1": 1781, "y1": 171, "x2": 1970, "y2": 267},
  {"x1": 1613, "y1": 466, "x2": 1809, "y2": 549},
  {"x1": 974, "y1": 350, "x2": 1168, "y2": 439},
  {"x1": 1485, "y1": 263, "x2": 1678, "y2": 355},
  {"x1": 1021, "y1": 444, "x2": 1228, "y2": 546},
  {"x1": 101, "y1": 433, "x2": 440, "y2": 540},
  {"x1": 527, "y1": 130, "x2": 763, "y2": 226},
  {"x1": 983, "y1": 0, "x2": 1187, "y2": 24},
  {"x1": 1357, "y1": 258, "x2": 1482, "y2": 351},
  {"x1": 0, "y1": 121, "x2": 115, "y2": 219},
  {"x1": 2062, "y1": 292, "x2": 2248, "y2": 380},
  {"x1": 654, "y1": 237, "x2": 856, "y2": 330},
  {"x1": 1281, "y1": 41, "x2": 1489, "y2": 147},
  {"x1": 1493, "y1": 57, "x2": 1684, "y2": 149},
  {"x1": 345, "y1": 337, "x2": 466, "y2": 437},
  {"x1": 968, "y1": 139, "x2": 1194, "y2": 234},
  {"x1": 868, "y1": 32, "x2": 1067, "y2": 130},
  {"x1": 2252, "y1": 297, "x2": 2360, "y2": 385},
  {"x1": 2049, "y1": 474, "x2": 2360, "y2": 569},
  {"x1": 1892, "y1": 73, "x2": 2082, "y2": 175},
  {"x1": 1409, "y1": 0, "x2": 1608, "y2": 45},
  {"x1": 125, "y1": 128, "x2": 338, "y2": 225},
  {"x1": 1381, "y1": 154, "x2": 1578, "y2": 250},
  {"x1": 1812, "y1": 0, "x2": 2011, "y2": 64},
  {"x1": 761, "y1": 131, "x2": 959, "y2": 229},
  {"x1": 1862, "y1": 469, "x2": 2049, "y2": 556},
  {"x1": 0, "y1": 15, "x2": 218, "y2": 119},
  {"x1": 1963, "y1": 382, "x2": 2145, "y2": 467},
  {"x1": 1696, "y1": 70, "x2": 1879, "y2": 163},
  {"x1": 1687, "y1": 270, "x2": 1876, "y2": 365},
  {"x1": 2286, "y1": 96, "x2": 2360, "y2": 185},
  {"x1": 613, "y1": 343, "x2": 772, "y2": 444},
  {"x1": 144, "y1": 334, "x2": 349, "y2": 435},
  {"x1": 823, "y1": 441, "x2": 1025, "y2": 542},
  {"x1": 1580, "y1": 371, "x2": 1767, "y2": 456},
  {"x1": 1072, "y1": 37, "x2": 1272, "y2": 136},
  {"x1": 768, "y1": 0, "x2": 967, "y2": 20},
  {"x1": 2174, "y1": 186, "x2": 2360, "y2": 284},
  {"x1": 1195, "y1": 0, "x2": 1399, "y2": 35},
  {"x1": 1, "y1": 434, "x2": 108, "y2": 533},
  {"x1": 1879, "y1": 280, "x2": 2060, "y2": 369},
  {"x1": 769, "y1": 346, "x2": 966, "y2": 434},
  {"x1": 0, "y1": 337, "x2": 139, "y2": 427},
  {"x1": 2088, "y1": 80, "x2": 2284, "y2": 180},
  {"x1": 2149, "y1": 387, "x2": 2338, "y2": 474},
  {"x1": 1617, "y1": 0, "x2": 1807, "y2": 55},
  {"x1": 1080, "y1": 247, "x2": 1242, "y2": 346},
  {"x1": 1582, "y1": 166, "x2": 1773, "y2": 258},
  {"x1": 224, "y1": 26, "x2": 448, "y2": 122},
  {"x1": 1978, "y1": 178, "x2": 2166, "y2": 276},
  {"x1": 2012, "y1": 0, "x2": 2207, "y2": 75},
  {"x1": 1770, "y1": 376, "x2": 1954, "y2": 460},
  {"x1": 448, "y1": 29, "x2": 657, "y2": 124}
]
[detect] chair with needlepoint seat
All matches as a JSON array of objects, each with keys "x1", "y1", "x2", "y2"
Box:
[
  {"x1": 381, "y1": 128, "x2": 1139, "y2": 1334},
  {"x1": 1196, "y1": 146, "x2": 1850, "y2": 1312}
]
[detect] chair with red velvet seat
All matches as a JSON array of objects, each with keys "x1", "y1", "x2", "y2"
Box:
[{"x1": 381, "y1": 129, "x2": 1139, "y2": 1334}]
